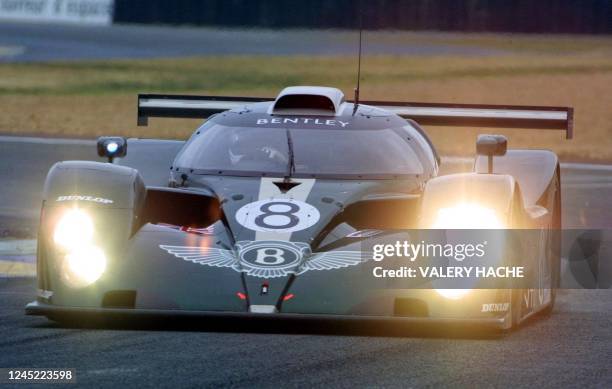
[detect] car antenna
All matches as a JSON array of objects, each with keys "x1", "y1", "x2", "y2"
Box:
[{"x1": 353, "y1": 13, "x2": 363, "y2": 115}]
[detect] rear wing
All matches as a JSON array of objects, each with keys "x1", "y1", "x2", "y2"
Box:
[
  {"x1": 137, "y1": 94, "x2": 272, "y2": 126},
  {"x1": 137, "y1": 94, "x2": 573, "y2": 139}
]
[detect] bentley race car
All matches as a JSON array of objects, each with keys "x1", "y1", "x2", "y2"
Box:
[{"x1": 26, "y1": 86, "x2": 572, "y2": 330}]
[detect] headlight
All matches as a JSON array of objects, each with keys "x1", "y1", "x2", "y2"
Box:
[
  {"x1": 435, "y1": 289, "x2": 471, "y2": 300},
  {"x1": 53, "y1": 209, "x2": 106, "y2": 287},
  {"x1": 431, "y1": 203, "x2": 502, "y2": 299},
  {"x1": 431, "y1": 203, "x2": 503, "y2": 229},
  {"x1": 53, "y1": 209, "x2": 94, "y2": 250},
  {"x1": 62, "y1": 245, "x2": 107, "y2": 287}
]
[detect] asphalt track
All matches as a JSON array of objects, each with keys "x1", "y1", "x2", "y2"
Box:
[
  {"x1": 0, "y1": 21, "x2": 502, "y2": 62},
  {"x1": 0, "y1": 137, "x2": 610, "y2": 387}
]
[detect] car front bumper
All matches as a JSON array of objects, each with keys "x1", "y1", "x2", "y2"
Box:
[{"x1": 25, "y1": 300, "x2": 510, "y2": 331}]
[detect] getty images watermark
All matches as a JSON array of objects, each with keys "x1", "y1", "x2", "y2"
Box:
[
  {"x1": 370, "y1": 239, "x2": 524, "y2": 280},
  {"x1": 358, "y1": 229, "x2": 612, "y2": 289}
]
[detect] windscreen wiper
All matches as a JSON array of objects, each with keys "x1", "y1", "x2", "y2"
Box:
[{"x1": 285, "y1": 129, "x2": 296, "y2": 183}]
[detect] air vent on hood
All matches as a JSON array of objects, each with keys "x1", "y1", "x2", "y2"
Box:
[
  {"x1": 272, "y1": 86, "x2": 345, "y2": 116},
  {"x1": 273, "y1": 180, "x2": 301, "y2": 193}
]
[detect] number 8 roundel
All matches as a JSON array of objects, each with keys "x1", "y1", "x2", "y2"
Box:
[{"x1": 236, "y1": 198, "x2": 321, "y2": 233}]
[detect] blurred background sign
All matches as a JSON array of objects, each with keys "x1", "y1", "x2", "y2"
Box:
[
  {"x1": 0, "y1": 0, "x2": 114, "y2": 25},
  {"x1": 113, "y1": 0, "x2": 610, "y2": 34},
  {"x1": 0, "y1": 1, "x2": 609, "y2": 33}
]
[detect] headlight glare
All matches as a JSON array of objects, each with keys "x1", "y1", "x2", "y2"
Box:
[
  {"x1": 431, "y1": 203, "x2": 503, "y2": 229},
  {"x1": 53, "y1": 209, "x2": 94, "y2": 250},
  {"x1": 106, "y1": 142, "x2": 119, "y2": 154},
  {"x1": 435, "y1": 288, "x2": 471, "y2": 300},
  {"x1": 54, "y1": 209, "x2": 106, "y2": 287},
  {"x1": 62, "y1": 245, "x2": 107, "y2": 287}
]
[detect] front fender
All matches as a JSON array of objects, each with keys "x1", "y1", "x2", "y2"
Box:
[{"x1": 38, "y1": 161, "x2": 145, "y2": 304}]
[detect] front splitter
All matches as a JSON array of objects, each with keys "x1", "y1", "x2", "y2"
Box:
[{"x1": 25, "y1": 300, "x2": 508, "y2": 331}]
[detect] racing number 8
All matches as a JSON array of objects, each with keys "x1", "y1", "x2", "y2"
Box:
[{"x1": 254, "y1": 201, "x2": 300, "y2": 229}]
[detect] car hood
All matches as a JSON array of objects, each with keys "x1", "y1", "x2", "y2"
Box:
[
  {"x1": 186, "y1": 174, "x2": 420, "y2": 243},
  {"x1": 148, "y1": 174, "x2": 422, "y2": 310}
]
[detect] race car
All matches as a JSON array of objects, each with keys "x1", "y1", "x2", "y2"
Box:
[{"x1": 26, "y1": 86, "x2": 572, "y2": 330}]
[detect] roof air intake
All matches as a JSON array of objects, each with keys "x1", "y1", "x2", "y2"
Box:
[{"x1": 272, "y1": 86, "x2": 345, "y2": 116}]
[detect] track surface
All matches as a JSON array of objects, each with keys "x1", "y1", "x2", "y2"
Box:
[
  {"x1": 0, "y1": 137, "x2": 611, "y2": 387},
  {"x1": 0, "y1": 22, "x2": 502, "y2": 62},
  {"x1": 1, "y1": 279, "x2": 610, "y2": 388}
]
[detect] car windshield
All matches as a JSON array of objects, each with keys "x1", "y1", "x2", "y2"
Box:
[{"x1": 174, "y1": 123, "x2": 423, "y2": 178}]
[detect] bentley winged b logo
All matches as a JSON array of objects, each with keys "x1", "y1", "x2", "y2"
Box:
[{"x1": 159, "y1": 241, "x2": 366, "y2": 278}]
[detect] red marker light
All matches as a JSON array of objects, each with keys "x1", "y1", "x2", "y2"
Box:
[
  {"x1": 236, "y1": 292, "x2": 247, "y2": 300},
  {"x1": 283, "y1": 294, "x2": 295, "y2": 301}
]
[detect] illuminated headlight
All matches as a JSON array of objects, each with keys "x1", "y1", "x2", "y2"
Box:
[
  {"x1": 106, "y1": 142, "x2": 119, "y2": 154},
  {"x1": 62, "y1": 245, "x2": 107, "y2": 287},
  {"x1": 54, "y1": 209, "x2": 106, "y2": 287},
  {"x1": 430, "y1": 203, "x2": 503, "y2": 299},
  {"x1": 53, "y1": 209, "x2": 94, "y2": 250},
  {"x1": 435, "y1": 289, "x2": 471, "y2": 300},
  {"x1": 431, "y1": 203, "x2": 503, "y2": 229}
]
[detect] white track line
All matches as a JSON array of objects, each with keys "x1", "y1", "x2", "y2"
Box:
[
  {"x1": 561, "y1": 163, "x2": 612, "y2": 172},
  {"x1": 0, "y1": 135, "x2": 95, "y2": 145},
  {"x1": 0, "y1": 45, "x2": 25, "y2": 58}
]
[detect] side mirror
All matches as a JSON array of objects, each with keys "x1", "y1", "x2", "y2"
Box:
[
  {"x1": 476, "y1": 134, "x2": 507, "y2": 173},
  {"x1": 97, "y1": 137, "x2": 127, "y2": 163}
]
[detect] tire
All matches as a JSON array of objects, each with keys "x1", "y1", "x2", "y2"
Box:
[
  {"x1": 541, "y1": 167, "x2": 562, "y2": 315},
  {"x1": 508, "y1": 288, "x2": 522, "y2": 329},
  {"x1": 508, "y1": 189, "x2": 526, "y2": 330}
]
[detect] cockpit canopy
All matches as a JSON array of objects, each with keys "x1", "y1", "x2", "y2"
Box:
[{"x1": 173, "y1": 122, "x2": 430, "y2": 179}]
